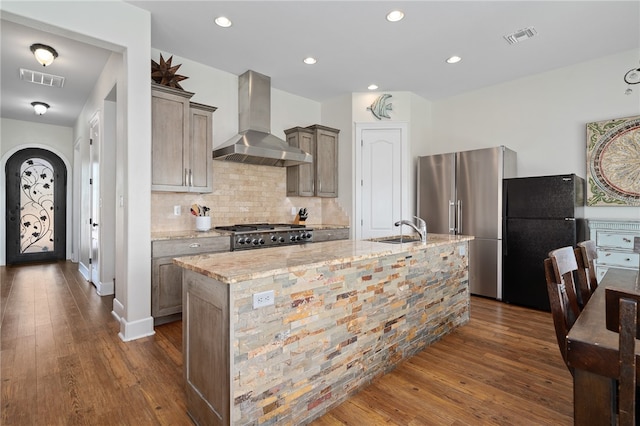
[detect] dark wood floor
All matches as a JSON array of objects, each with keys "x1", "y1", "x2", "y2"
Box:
[{"x1": 1, "y1": 261, "x2": 572, "y2": 425}]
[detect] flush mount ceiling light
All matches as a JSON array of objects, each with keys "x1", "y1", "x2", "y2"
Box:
[
  {"x1": 368, "y1": 84, "x2": 379, "y2": 90},
  {"x1": 31, "y1": 101, "x2": 50, "y2": 115},
  {"x1": 214, "y1": 16, "x2": 232, "y2": 27},
  {"x1": 624, "y1": 67, "x2": 640, "y2": 85},
  {"x1": 386, "y1": 10, "x2": 404, "y2": 22},
  {"x1": 30, "y1": 43, "x2": 58, "y2": 67},
  {"x1": 623, "y1": 64, "x2": 640, "y2": 95},
  {"x1": 303, "y1": 57, "x2": 317, "y2": 65},
  {"x1": 446, "y1": 56, "x2": 462, "y2": 64}
]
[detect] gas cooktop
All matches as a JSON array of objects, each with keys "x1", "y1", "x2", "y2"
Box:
[
  {"x1": 215, "y1": 223, "x2": 307, "y2": 233},
  {"x1": 215, "y1": 223, "x2": 313, "y2": 251}
]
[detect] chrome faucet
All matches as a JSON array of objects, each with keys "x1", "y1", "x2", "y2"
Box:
[{"x1": 394, "y1": 216, "x2": 427, "y2": 242}]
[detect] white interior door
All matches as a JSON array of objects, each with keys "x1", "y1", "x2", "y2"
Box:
[
  {"x1": 358, "y1": 126, "x2": 403, "y2": 240},
  {"x1": 89, "y1": 115, "x2": 100, "y2": 285}
]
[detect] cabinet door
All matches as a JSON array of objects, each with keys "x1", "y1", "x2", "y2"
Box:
[
  {"x1": 286, "y1": 129, "x2": 315, "y2": 197},
  {"x1": 189, "y1": 104, "x2": 215, "y2": 193},
  {"x1": 152, "y1": 257, "x2": 183, "y2": 317},
  {"x1": 315, "y1": 128, "x2": 339, "y2": 197},
  {"x1": 151, "y1": 87, "x2": 191, "y2": 191}
]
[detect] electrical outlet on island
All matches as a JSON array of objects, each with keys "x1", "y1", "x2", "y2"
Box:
[
  {"x1": 173, "y1": 205, "x2": 181, "y2": 216},
  {"x1": 253, "y1": 290, "x2": 275, "y2": 309}
]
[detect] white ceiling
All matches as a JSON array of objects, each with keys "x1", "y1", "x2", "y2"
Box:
[{"x1": 2, "y1": 1, "x2": 639, "y2": 128}]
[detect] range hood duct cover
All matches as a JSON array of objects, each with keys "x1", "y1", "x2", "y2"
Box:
[{"x1": 213, "y1": 70, "x2": 312, "y2": 167}]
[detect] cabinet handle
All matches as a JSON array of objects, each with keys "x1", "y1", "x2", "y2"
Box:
[
  {"x1": 185, "y1": 168, "x2": 189, "y2": 186},
  {"x1": 189, "y1": 243, "x2": 201, "y2": 248},
  {"x1": 189, "y1": 169, "x2": 193, "y2": 187},
  {"x1": 623, "y1": 238, "x2": 631, "y2": 243}
]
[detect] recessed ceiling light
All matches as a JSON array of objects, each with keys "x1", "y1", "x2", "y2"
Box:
[
  {"x1": 386, "y1": 10, "x2": 404, "y2": 22},
  {"x1": 214, "y1": 16, "x2": 232, "y2": 28},
  {"x1": 303, "y1": 57, "x2": 317, "y2": 65},
  {"x1": 368, "y1": 84, "x2": 378, "y2": 90},
  {"x1": 446, "y1": 56, "x2": 462, "y2": 64}
]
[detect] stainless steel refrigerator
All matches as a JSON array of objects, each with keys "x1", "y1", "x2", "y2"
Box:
[
  {"x1": 417, "y1": 146, "x2": 517, "y2": 299},
  {"x1": 502, "y1": 174, "x2": 586, "y2": 311}
]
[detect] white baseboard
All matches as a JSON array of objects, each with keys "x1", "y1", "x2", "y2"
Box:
[
  {"x1": 112, "y1": 298, "x2": 155, "y2": 342},
  {"x1": 112, "y1": 297, "x2": 125, "y2": 320},
  {"x1": 78, "y1": 262, "x2": 90, "y2": 280},
  {"x1": 95, "y1": 279, "x2": 114, "y2": 296}
]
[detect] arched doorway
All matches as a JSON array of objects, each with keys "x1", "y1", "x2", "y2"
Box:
[{"x1": 5, "y1": 148, "x2": 67, "y2": 264}]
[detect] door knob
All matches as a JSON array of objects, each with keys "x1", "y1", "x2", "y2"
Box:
[{"x1": 92, "y1": 223, "x2": 99, "y2": 227}]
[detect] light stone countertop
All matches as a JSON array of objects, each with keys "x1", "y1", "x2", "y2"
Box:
[
  {"x1": 174, "y1": 233, "x2": 473, "y2": 284},
  {"x1": 151, "y1": 229, "x2": 227, "y2": 241},
  {"x1": 151, "y1": 224, "x2": 349, "y2": 241}
]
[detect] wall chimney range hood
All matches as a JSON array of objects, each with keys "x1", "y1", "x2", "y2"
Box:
[{"x1": 212, "y1": 70, "x2": 313, "y2": 167}]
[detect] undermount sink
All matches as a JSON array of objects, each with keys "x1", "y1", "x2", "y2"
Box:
[{"x1": 375, "y1": 235, "x2": 423, "y2": 244}]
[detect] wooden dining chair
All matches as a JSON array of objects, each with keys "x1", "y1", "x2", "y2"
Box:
[
  {"x1": 548, "y1": 246, "x2": 582, "y2": 316},
  {"x1": 605, "y1": 287, "x2": 640, "y2": 426},
  {"x1": 575, "y1": 240, "x2": 598, "y2": 306},
  {"x1": 544, "y1": 250, "x2": 581, "y2": 372}
]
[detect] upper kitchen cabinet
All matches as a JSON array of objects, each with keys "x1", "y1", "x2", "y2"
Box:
[
  {"x1": 151, "y1": 83, "x2": 216, "y2": 192},
  {"x1": 286, "y1": 124, "x2": 339, "y2": 198}
]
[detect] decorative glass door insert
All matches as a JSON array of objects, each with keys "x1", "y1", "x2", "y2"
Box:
[
  {"x1": 5, "y1": 148, "x2": 66, "y2": 264},
  {"x1": 19, "y1": 157, "x2": 55, "y2": 253}
]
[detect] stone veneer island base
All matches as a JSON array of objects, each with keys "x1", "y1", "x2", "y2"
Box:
[{"x1": 174, "y1": 235, "x2": 473, "y2": 425}]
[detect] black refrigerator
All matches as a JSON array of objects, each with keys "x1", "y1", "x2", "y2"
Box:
[{"x1": 502, "y1": 174, "x2": 586, "y2": 311}]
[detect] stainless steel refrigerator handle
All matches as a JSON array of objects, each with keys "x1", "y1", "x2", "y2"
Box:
[
  {"x1": 457, "y1": 200, "x2": 462, "y2": 234},
  {"x1": 448, "y1": 200, "x2": 456, "y2": 233}
]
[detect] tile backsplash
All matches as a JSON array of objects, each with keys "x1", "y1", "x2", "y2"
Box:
[{"x1": 151, "y1": 161, "x2": 350, "y2": 232}]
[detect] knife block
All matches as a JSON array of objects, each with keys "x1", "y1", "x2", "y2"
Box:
[{"x1": 294, "y1": 214, "x2": 307, "y2": 225}]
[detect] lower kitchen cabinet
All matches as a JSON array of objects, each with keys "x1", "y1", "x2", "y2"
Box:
[
  {"x1": 151, "y1": 236, "x2": 229, "y2": 325},
  {"x1": 587, "y1": 219, "x2": 640, "y2": 282}
]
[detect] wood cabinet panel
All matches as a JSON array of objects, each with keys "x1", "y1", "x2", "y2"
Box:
[
  {"x1": 152, "y1": 259, "x2": 183, "y2": 318},
  {"x1": 151, "y1": 236, "x2": 229, "y2": 324},
  {"x1": 183, "y1": 269, "x2": 229, "y2": 425},
  {"x1": 189, "y1": 103, "x2": 215, "y2": 192},
  {"x1": 315, "y1": 127, "x2": 338, "y2": 197},
  {"x1": 151, "y1": 84, "x2": 216, "y2": 193},
  {"x1": 151, "y1": 86, "x2": 191, "y2": 189},
  {"x1": 286, "y1": 124, "x2": 339, "y2": 198}
]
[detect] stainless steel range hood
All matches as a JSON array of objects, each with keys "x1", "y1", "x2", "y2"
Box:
[{"x1": 213, "y1": 70, "x2": 312, "y2": 167}]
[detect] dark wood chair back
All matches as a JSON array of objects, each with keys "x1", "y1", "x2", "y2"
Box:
[
  {"x1": 575, "y1": 240, "x2": 598, "y2": 306},
  {"x1": 544, "y1": 256, "x2": 578, "y2": 371},
  {"x1": 548, "y1": 246, "x2": 582, "y2": 317},
  {"x1": 605, "y1": 287, "x2": 640, "y2": 426}
]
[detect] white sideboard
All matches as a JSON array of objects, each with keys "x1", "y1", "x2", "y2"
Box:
[{"x1": 587, "y1": 219, "x2": 640, "y2": 282}]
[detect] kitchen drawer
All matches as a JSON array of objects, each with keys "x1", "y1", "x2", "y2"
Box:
[
  {"x1": 596, "y1": 249, "x2": 639, "y2": 268},
  {"x1": 313, "y1": 228, "x2": 349, "y2": 242},
  {"x1": 596, "y1": 232, "x2": 639, "y2": 250},
  {"x1": 152, "y1": 236, "x2": 230, "y2": 258}
]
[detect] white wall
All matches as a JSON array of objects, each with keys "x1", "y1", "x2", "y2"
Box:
[
  {"x1": 0, "y1": 118, "x2": 74, "y2": 264},
  {"x1": 321, "y1": 94, "x2": 353, "y2": 228},
  {"x1": 74, "y1": 51, "x2": 122, "y2": 295},
  {"x1": 431, "y1": 49, "x2": 640, "y2": 221}
]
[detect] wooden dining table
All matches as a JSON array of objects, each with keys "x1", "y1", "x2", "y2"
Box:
[{"x1": 567, "y1": 267, "x2": 640, "y2": 424}]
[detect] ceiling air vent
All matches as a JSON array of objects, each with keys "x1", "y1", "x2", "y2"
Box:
[
  {"x1": 503, "y1": 27, "x2": 538, "y2": 45},
  {"x1": 20, "y1": 68, "x2": 65, "y2": 88}
]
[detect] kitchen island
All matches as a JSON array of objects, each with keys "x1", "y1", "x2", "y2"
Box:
[{"x1": 174, "y1": 234, "x2": 473, "y2": 425}]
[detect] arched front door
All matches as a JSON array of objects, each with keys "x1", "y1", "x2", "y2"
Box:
[{"x1": 5, "y1": 148, "x2": 67, "y2": 264}]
